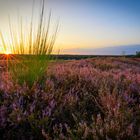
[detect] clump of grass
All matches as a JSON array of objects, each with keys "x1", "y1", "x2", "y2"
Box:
[{"x1": 0, "y1": 0, "x2": 59, "y2": 87}]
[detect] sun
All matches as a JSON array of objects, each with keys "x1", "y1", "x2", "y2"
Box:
[{"x1": 4, "y1": 51, "x2": 11, "y2": 55}]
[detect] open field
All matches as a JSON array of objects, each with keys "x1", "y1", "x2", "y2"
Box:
[{"x1": 0, "y1": 57, "x2": 140, "y2": 139}]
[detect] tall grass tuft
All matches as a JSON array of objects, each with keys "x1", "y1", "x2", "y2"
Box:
[{"x1": 0, "y1": 0, "x2": 59, "y2": 87}]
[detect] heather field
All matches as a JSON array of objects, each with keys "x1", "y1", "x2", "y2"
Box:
[{"x1": 0, "y1": 57, "x2": 140, "y2": 139}]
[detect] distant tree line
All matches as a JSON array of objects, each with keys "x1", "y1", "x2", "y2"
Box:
[{"x1": 136, "y1": 51, "x2": 140, "y2": 57}]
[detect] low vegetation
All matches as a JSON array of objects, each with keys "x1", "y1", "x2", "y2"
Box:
[{"x1": 0, "y1": 57, "x2": 140, "y2": 139}]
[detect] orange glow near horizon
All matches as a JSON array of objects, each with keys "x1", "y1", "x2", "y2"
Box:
[
  {"x1": 5, "y1": 52, "x2": 10, "y2": 55},
  {"x1": 4, "y1": 50, "x2": 11, "y2": 55}
]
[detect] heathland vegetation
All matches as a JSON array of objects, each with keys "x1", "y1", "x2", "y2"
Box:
[{"x1": 0, "y1": 57, "x2": 140, "y2": 139}]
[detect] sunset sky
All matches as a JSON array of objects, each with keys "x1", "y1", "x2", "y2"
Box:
[{"x1": 0, "y1": 0, "x2": 140, "y2": 54}]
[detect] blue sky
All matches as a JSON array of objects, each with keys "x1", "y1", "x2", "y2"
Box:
[{"x1": 0, "y1": 0, "x2": 140, "y2": 54}]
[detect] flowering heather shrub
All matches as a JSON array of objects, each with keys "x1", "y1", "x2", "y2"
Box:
[{"x1": 0, "y1": 57, "x2": 140, "y2": 139}]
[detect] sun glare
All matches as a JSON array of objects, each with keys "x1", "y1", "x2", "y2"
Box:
[{"x1": 5, "y1": 51, "x2": 11, "y2": 55}]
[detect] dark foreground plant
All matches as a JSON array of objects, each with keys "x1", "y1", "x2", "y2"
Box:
[{"x1": 0, "y1": 0, "x2": 59, "y2": 87}]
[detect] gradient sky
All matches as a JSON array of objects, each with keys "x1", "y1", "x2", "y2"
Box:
[{"x1": 0, "y1": 0, "x2": 140, "y2": 54}]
